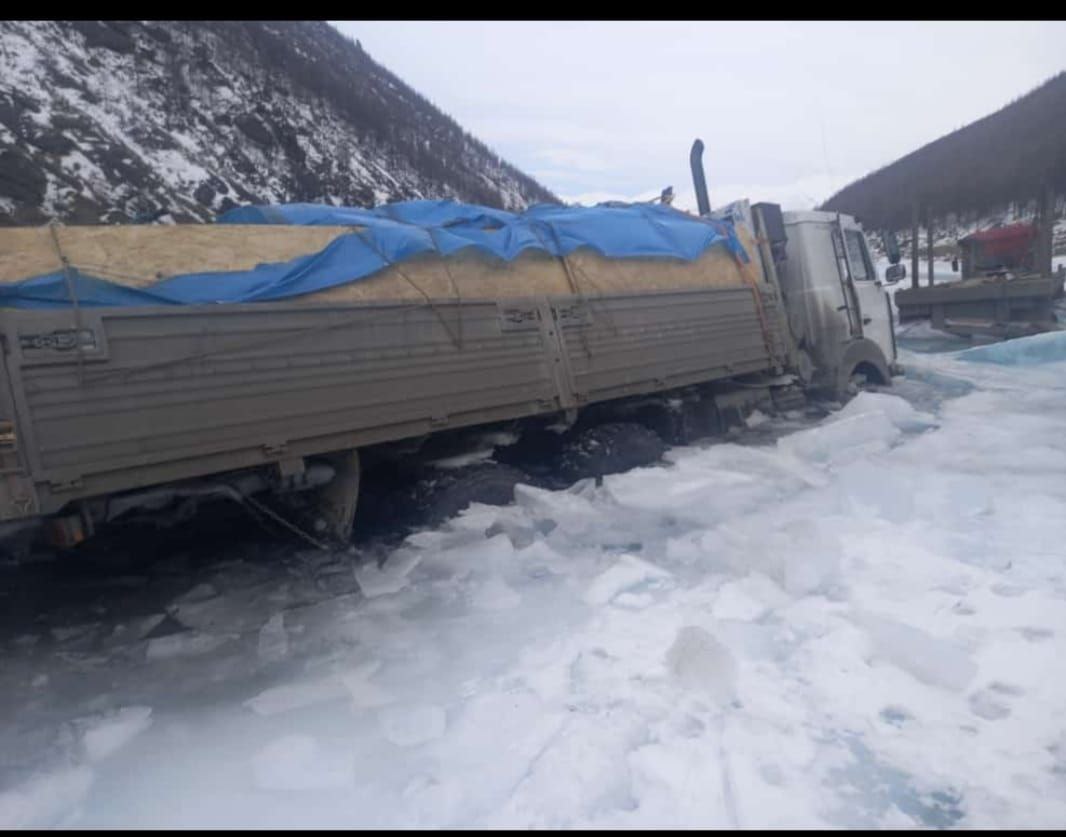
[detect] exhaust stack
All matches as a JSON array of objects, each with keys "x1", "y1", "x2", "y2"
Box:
[{"x1": 690, "y1": 139, "x2": 711, "y2": 216}]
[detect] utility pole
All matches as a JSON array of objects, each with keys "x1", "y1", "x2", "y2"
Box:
[
  {"x1": 911, "y1": 201, "x2": 920, "y2": 289},
  {"x1": 926, "y1": 207, "x2": 935, "y2": 287},
  {"x1": 1038, "y1": 182, "x2": 1054, "y2": 276}
]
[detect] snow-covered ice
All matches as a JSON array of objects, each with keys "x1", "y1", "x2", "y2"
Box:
[{"x1": 2, "y1": 334, "x2": 1066, "y2": 827}]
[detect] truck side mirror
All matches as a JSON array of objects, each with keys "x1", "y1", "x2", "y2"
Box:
[
  {"x1": 883, "y1": 231, "x2": 901, "y2": 265},
  {"x1": 885, "y1": 263, "x2": 906, "y2": 284},
  {"x1": 951, "y1": 258, "x2": 959, "y2": 272}
]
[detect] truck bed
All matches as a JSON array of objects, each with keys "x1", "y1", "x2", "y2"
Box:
[
  {"x1": 0, "y1": 285, "x2": 788, "y2": 521},
  {"x1": 894, "y1": 275, "x2": 1058, "y2": 324}
]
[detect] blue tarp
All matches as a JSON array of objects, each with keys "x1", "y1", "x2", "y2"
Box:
[{"x1": 0, "y1": 200, "x2": 748, "y2": 309}]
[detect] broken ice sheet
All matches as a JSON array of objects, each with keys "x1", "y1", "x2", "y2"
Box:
[{"x1": 5, "y1": 336, "x2": 1066, "y2": 827}]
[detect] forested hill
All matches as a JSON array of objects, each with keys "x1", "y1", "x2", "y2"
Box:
[
  {"x1": 821, "y1": 72, "x2": 1066, "y2": 231},
  {"x1": 0, "y1": 21, "x2": 558, "y2": 225}
]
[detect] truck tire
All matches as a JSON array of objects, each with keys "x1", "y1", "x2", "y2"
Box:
[
  {"x1": 415, "y1": 463, "x2": 531, "y2": 526},
  {"x1": 835, "y1": 338, "x2": 892, "y2": 400},
  {"x1": 556, "y1": 422, "x2": 666, "y2": 484}
]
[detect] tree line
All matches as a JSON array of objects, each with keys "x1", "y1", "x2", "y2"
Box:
[{"x1": 821, "y1": 72, "x2": 1066, "y2": 232}]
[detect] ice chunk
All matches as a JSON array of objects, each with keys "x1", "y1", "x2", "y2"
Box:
[
  {"x1": 774, "y1": 519, "x2": 843, "y2": 598},
  {"x1": 134, "y1": 613, "x2": 167, "y2": 639},
  {"x1": 257, "y1": 613, "x2": 289, "y2": 664},
  {"x1": 145, "y1": 630, "x2": 232, "y2": 661},
  {"x1": 251, "y1": 735, "x2": 353, "y2": 790},
  {"x1": 0, "y1": 767, "x2": 94, "y2": 828},
  {"x1": 778, "y1": 412, "x2": 900, "y2": 465},
  {"x1": 173, "y1": 582, "x2": 218, "y2": 604},
  {"x1": 712, "y1": 575, "x2": 781, "y2": 621},
  {"x1": 81, "y1": 706, "x2": 152, "y2": 762},
  {"x1": 715, "y1": 519, "x2": 841, "y2": 600},
  {"x1": 169, "y1": 586, "x2": 281, "y2": 636},
  {"x1": 244, "y1": 676, "x2": 349, "y2": 716},
  {"x1": 353, "y1": 549, "x2": 422, "y2": 598},
  {"x1": 853, "y1": 612, "x2": 977, "y2": 691},
  {"x1": 378, "y1": 703, "x2": 447, "y2": 747},
  {"x1": 831, "y1": 391, "x2": 937, "y2": 432},
  {"x1": 340, "y1": 661, "x2": 394, "y2": 710},
  {"x1": 957, "y1": 331, "x2": 1066, "y2": 366},
  {"x1": 50, "y1": 623, "x2": 99, "y2": 644},
  {"x1": 584, "y1": 555, "x2": 673, "y2": 606},
  {"x1": 470, "y1": 576, "x2": 521, "y2": 611},
  {"x1": 513, "y1": 482, "x2": 607, "y2": 538},
  {"x1": 665, "y1": 625, "x2": 737, "y2": 704}
]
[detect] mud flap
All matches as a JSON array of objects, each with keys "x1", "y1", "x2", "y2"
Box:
[{"x1": 315, "y1": 449, "x2": 361, "y2": 545}]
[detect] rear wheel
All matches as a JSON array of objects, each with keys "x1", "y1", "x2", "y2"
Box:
[
  {"x1": 413, "y1": 463, "x2": 531, "y2": 526},
  {"x1": 555, "y1": 421, "x2": 666, "y2": 484}
]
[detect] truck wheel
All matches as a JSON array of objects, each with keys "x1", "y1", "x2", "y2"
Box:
[
  {"x1": 846, "y1": 370, "x2": 868, "y2": 396},
  {"x1": 556, "y1": 422, "x2": 666, "y2": 484},
  {"x1": 415, "y1": 463, "x2": 531, "y2": 526}
]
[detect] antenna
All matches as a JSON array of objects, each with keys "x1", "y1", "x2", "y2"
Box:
[{"x1": 814, "y1": 96, "x2": 835, "y2": 195}]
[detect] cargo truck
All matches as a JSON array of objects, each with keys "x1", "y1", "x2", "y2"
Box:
[{"x1": 0, "y1": 141, "x2": 898, "y2": 552}]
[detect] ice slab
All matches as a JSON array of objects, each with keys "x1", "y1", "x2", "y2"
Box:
[
  {"x1": 0, "y1": 767, "x2": 94, "y2": 828},
  {"x1": 81, "y1": 707, "x2": 153, "y2": 762},
  {"x1": 244, "y1": 676, "x2": 349, "y2": 716},
  {"x1": 830, "y1": 391, "x2": 937, "y2": 432},
  {"x1": 778, "y1": 411, "x2": 900, "y2": 465},
  {"x1": 665, "y1": 625, "x2": 737, "y2": 704},
  {"x1": 251, "y1": 735, "x2": 354, "y2": 791},
  {"x1": 353, "y1": 549, "x2": 422, "y2": 598},
  {"x1": 584, "y1": 555, "x2": 673, "y2": 606},
  {"x1": 145, "y1": 630, "x2": 233, "y2": 661},
  {"x1": 853, "y1": 611, "x2": 977, "y2": 691},
  {"x1": 955, "y1": 330, "x2": 1066, "y2": 366}
]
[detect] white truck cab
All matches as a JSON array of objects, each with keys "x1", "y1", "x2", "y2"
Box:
[
  {"x1": 786, "y1": 210, "x2": 896, "y2": 386},
  {"x1": 712, "y1": 198, "x2": 897, "y2": 398},
  {"x1": 774, "y1": 210, "x2": 896, "y2": 395}
]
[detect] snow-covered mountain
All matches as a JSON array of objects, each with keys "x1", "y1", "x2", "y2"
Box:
[{"x1": 0, "y1": 21, "x2": 558, "y2": 226}]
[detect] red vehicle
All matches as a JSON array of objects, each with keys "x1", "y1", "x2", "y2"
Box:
[{"x1": 954, "y1": 223, "x2": 1039, "y2": 279}]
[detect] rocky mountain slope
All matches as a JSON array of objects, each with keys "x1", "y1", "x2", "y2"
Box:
[{"x1": 0, "y1": 21, "x2": 558, "y2": 226}]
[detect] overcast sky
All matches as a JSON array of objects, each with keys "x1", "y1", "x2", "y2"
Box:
[{"x1": 330, "y1": 21, "x2": 1066, "y2": 211}]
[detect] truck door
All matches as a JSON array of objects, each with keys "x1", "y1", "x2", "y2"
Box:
[{"x1": 840, "y1": 223, "x2": 897, "y2": 363}]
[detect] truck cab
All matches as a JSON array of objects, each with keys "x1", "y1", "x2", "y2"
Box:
[{"x1": 772, "y1": 209, "x2": 897, "y2": 396}]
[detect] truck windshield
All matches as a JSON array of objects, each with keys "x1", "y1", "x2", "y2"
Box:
[{"x1": 844, "y1": 230, "x2": 872, "y2": 281}]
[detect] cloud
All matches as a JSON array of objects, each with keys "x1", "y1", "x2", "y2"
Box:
[
  {"x1": 531, "y1": 147, "x2": 610, "y2": 173},
  {"x1": 334, "y1": 21, "x2": 1066, "y2": 209}
]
